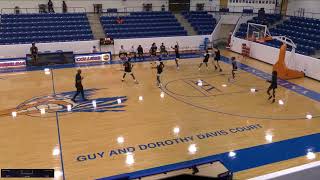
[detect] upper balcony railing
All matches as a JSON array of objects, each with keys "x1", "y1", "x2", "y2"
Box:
[{"x1": 1, "y1": 7, "x2": 86, "y2": 14}]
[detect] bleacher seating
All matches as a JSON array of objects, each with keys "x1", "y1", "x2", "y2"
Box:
[
  {"x1": 101, "y1": 11, "x2": 187, "y2": 39},
  {"x1": 248, "y1": 14, "x2": 281, "y2": 25},
  {"x1": 0, "y1": 13, "x2": 94, "y2": 45},
  {"x1": 182, "y1": 11, "x2": 216, "y2": 35},
  {"x1": 235, "y1": 14, "x2": 320, "y2": 56},
  {"x1": 235, "y1": 14, "x2": 281, "y2": 39}
]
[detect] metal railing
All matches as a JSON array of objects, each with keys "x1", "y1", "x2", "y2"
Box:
[
  {"x1": 286, "y1": 10, "x2": 320, "y2": 19},
  {"x1": 1, "y1": 7, "x2": 86, "y2": 14},
  {"x1": 2, "y1": 4, "x2": 301, "y2": 18},
  {"x1": 101, "y1": 5, "x2": 276, "y2": 15},
  {"x1": 190, "y1": 5, "x2": 253, "y2": 12},
  {"x1": 101, "y1": 5, "x2": 167, "y2": 14},
  {"x1": 232, "y1": 14, "x2": 244, "y2": 37}
]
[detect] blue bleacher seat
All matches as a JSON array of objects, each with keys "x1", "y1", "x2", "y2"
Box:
[
  {"x1": 235, "y1": 15, "x2": 319, "y2": 56},
  {"x1": 100, "y1": 11, "x2": 186, "y2": 39},
  {"x1": 0, "y1": 13, "x2": 93, "y2": 44},
  {"x1": 182, "y1": 11, "x2": 216, "y2": 35}
]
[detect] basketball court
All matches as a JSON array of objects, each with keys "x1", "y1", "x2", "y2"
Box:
[{"x1": 0, "y1": 50, "x2": 320, "y2": 180}]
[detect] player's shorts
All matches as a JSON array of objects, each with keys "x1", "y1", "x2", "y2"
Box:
[
  {"x1": 175, "y1": 53, "x2": 180, "y2": 59},
  {"x1": 157, "y1": 73, "x2": 162, "y2": 77},
  {"x1": 214, "y1": 57, "x2": 220, "y2": 61},
  {"x1": 124, "y1": 71, "x2": 133, "y2": 75},
  {"x1": 270, "y1": 83, "x2": 277, "y2": 89},
  {"x1": 203, "y1": 59, "x2": 209, "y2": 63},
  {"x1": 75, "y1": 84, "x2": 83, "y2": 90}
]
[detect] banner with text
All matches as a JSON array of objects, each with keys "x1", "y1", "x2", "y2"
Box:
[
  {"x1": 75, "y1": 52, "x2": 112, "y2": 63},
  {"x1": 0, "y1": 59, "x2": 26, "y2": 69}
]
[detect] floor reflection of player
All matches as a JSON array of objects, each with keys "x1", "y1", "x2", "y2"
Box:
[{"x1": 267, "y1": 71, "x2": 278, "y2": 103}]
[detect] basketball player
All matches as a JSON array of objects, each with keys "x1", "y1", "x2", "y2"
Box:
[
  {"x1": 199, "y1": 50, "x2": 210, "y2": 70},
  {"x1": 213, "y1": 48, "x2": 222, "y2": 72},
  {"x1": 122, "y1": 58, "x2": 138, "y2": 84},
  {"x1": 129, "y1": 45, "x2": 137, "y2": 61},
  {"x1": 30, "y1": 43, "x2": 38, "y2": 64},
  {"x1": 171, "y1": 42, "x2": 180, "y2": 69},
  {"x1": 231, "y1": 57, "x2": 238, "y2": 79},
  {"x1": 71, "y1": 69, "x2": 88, "y2": 102},
  {"x1": 137, "y1": 45, "x2": 144, "y2": 61},
  {"x1": 150, "y1": 43, "x2": 157, "y2": 61},
  {"x1": 156, "y1": 61, "x2": 165, "y2": 87},
  {"x1": 267, "y1": 70, "x2": 278, "y2": 103},
  {"x1": 160, "y1": 43, "x2": 169, "y2": 57},
  {"x1": 119, "y1": 45, "x2": 127, "y2": 58}
]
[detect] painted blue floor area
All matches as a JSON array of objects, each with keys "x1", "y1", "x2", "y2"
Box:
[{"x1": 98, "y1": 133, "x2": 320, "y2": 180}]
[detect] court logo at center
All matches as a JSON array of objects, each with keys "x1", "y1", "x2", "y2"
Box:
[{"x1": 0, "y1": 89, "x2": 127, "y2": 118}]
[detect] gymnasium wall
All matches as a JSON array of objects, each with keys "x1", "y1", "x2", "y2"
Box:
[
  {"x1": 0, "y1": 0, "x2": 168, "y2": 13},
  {"x1": 2, "y1": 0, "x2": 320, "y2": 14},
  {"x1": 190, "y1": 0, "x2": 219, "y2": 11},
  {"x1": 228, "y1": 0, "x2": 276, "y2": 13},
  {"x1": 0, "y1": 0, "x2": 220, "y2": 13},
  {"x1": 0, "y1": 40, "x2": 99, "y2": 58},
  {"x1": 230, "y1": 36, "x2": 320, "y2": 81},
  {"x1": 287, "y1": 0, "x2": 320, "y2": 17},
  {"x1": 112, "y1": 35, "x2": 211, "y2": 55},
  {"x1": 0, "y1": 34, "x2": 211, "y2": 58}
]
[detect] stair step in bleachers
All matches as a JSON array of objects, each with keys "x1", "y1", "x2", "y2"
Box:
[{"x1": 182, "y1": 11, "x2": 217, "y2": 35}]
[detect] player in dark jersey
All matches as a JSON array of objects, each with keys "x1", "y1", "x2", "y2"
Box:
[
  {"x1": 199, "y1": 50, "x2": 210, "y2": 70},
  {"x1": 171, "y1": 42, "x2": 180, "y2": 69},
  {"x1": 156, "y1": 61, "x2": 165, "y2": 87},
  {"x1": 150, "y1": 43, "x2": 157, "y2": 61},
  {"x1": 213, "y1": 48, "x2": 222, "y2": 72},
  {"x1": 137, "y1": 45, "x2": 144, "y2": 61},
  {"x1": 267, "y1": 70, "x2": 278, "y2": 103},
  {"x1": 160, "y1": 43, "x2": 168, "y2": 57},
  {"x1": 30, "y1": 43, "x2": 38, "y2": 64},
  {"x1": 71, "y1": 69, "x2": 88, "y2": 102},
  {"x1": 122, "y1": 58, "x2": 138, "y2": 84}
]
